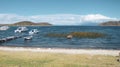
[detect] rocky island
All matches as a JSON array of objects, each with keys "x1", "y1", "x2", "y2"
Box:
[
  {"x1": 100, "y1": 21, "x2": 120, "y2": 26},
  {"x1": 0, "y1": 21, "x2": 52, "y2": 26}
]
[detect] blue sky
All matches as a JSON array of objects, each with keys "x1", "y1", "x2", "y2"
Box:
[{"x1": 0, "y1": 0, "x2": 119, "y2": 25}]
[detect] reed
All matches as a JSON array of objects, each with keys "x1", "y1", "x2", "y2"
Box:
[
  {"x1": 46, "y1": 32, "x2": 105, "y2": 38},
  {"x1": 71, "y1": 32, "x2": 105, "y2": 38}
]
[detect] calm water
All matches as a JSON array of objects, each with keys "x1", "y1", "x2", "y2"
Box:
[{"x1": 0, "y1": 26, "x2": 120, "y2": 50}]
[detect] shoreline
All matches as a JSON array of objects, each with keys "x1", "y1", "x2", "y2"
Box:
[{"x1": 0, "y1": 46, "x2": 120, "y2": 56}]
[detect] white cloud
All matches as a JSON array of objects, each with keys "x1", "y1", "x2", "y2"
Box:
[
  {"x1": 0, "y1": 14, "x2": 118, "y2": 25},
  {"x1": 80, "y1": 14, "x2": 117, "y2": 23}
]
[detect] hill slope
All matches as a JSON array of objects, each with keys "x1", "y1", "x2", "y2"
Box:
[
  {"x1": 100, "y1": 21, "x2": 120, "y2": 26},
  {"x1": 0, "y1": 21, "x2": 52, "y2": 26}
]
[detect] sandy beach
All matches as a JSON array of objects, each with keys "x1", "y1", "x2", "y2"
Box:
[{"x1": 0, "y1": 46, "x2": 119, "y2": 56}]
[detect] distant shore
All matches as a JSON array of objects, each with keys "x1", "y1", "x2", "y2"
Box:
[{"x1": 0, "y1": 46, "x2": 119, "y2": 56}]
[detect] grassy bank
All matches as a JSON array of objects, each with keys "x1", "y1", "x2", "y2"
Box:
[{"x1": 0, "y1": 50, "x2": 119, "y2": 67}]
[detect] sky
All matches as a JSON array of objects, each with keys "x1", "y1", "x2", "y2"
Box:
[{"x1": 0, "y1": 0, "x2": 119, "y2": 25}]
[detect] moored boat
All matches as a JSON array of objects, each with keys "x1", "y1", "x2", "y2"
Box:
[
  {"x1": 14, "y1": 26, "x2": 28, "y2": 33},
  {"x1": 0, "y1": 26, "x2": 9, "y2": 30},
  {"x1": 29, "y1": 29, "x2": 39, "y2": 35},
  {"x1": 24, "y1": 36, "x2": 33, "y2": 40}
]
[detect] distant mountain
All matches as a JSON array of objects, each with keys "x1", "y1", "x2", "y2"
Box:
[
  {"x1": 35, "y1": 22, "x2": 53, "y2": 26},
  {"x1": 13, "y1": 21, "x2": 35, "y2": 26},
  {"x1": 100, "y1": 21, "x2": 120, "y2": 26},
  {"x1": 0, "y1": 21, "x2": 52, "y2": 26}
]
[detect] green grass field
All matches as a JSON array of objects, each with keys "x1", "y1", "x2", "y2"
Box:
[{"x1": 0, "y1": 50, "x2": 120, "y2": 67}]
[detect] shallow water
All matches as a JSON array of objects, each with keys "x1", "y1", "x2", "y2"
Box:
[{"x1": 0, "y1": 26, "x2": 120, "y2": 50}]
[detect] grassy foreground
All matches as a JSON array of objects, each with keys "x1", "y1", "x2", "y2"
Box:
[{"x1": 0, "y1": 50, "x2": 119, "y2": 67}]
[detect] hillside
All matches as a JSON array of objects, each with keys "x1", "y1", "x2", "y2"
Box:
[
  {"x1": 0, "y1": 21, "x2": 52, "y2": 26},
  {"x1": 13, "y1": 21, "x2": 36, "y2": 26},
  {"x1": 13, "y1": 21, "x2": 52, "y2": 26},
  {"x1": 100, "y1": 21, "x2": 120, "y2": 26}
]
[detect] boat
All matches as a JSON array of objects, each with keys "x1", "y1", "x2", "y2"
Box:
[
  {"x1": 24, "y1": 36, "x2": 33, "y2": 40},
  {"x1": 14, "y1": 26, "x2": 28, "y2": 33},
  {"x1": 0, "y1": 26, "x2": 9, "y2": 30},
  {"x1": 29, "y1": 29, "x2": 39, "y2": 35},
  {"x1": 66, "y1": 35, "x2": 73, "y2": 39}
]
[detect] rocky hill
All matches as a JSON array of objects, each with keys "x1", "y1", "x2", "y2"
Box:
[
  {"x1": 0, "y1": 21, "x2": 52, "y2": 26},
  {"x1": 100, "y1": 21, "x2": 120, "y2": 26}
]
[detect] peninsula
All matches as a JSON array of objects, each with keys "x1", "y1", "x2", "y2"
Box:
[
  {"x1": 100, "y1": 21, "x2": 120, "y2": 26},
  {"x1": 0, "y1": 21, "x2": 52, "y2": 26}
]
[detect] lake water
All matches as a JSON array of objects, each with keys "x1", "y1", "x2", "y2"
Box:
[{"x1": 0, "y1": 26, "x2": 120, "y2": 50}]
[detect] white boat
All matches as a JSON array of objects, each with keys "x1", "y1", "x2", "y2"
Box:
[
  {"x1": 0, "y1": 26, "x2": 9, "y2": 30},
  {"x1": 14, "y1": 26, "x2": 28, "y2": 33},
  {"x1": 24, "y1": 36, "x2": 33, "y2": 40},
  {"x1": 29, "y1": 29, "x2": 39, "y2": 35}
]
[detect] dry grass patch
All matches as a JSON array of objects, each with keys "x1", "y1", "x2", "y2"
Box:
[{"x1": 0, "y1": 50, "x2": 119, "y2": 67}]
